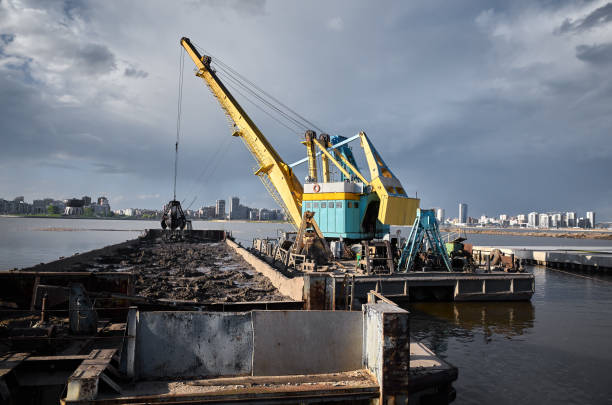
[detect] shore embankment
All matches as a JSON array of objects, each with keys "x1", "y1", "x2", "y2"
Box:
[{"x1": 444, "y1": 227, "x2": 612, "y2": 240}]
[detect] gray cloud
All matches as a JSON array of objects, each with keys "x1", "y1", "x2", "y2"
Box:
[
  {"x1": 74, "y1": 43, "x2": 116, "y2": 74},
  {"x1": 62, "y1": 0, "x2": 89, "y2": 20},
  {"x1": 124, "y1": 67, "x2": 148, "y2": 78},
  {"x1": 91, "y1": 162, "x2": 129, "y2": 174},
  {"x1": 576, "y1": 42, "x2": 612, "y2": 65},
  {"x1": 0, "y1": 0, "x2": 610, "y2": 219},
  {"x1": 0, "y1": 34, "x2": 14, "y2": 45},
  {"x1": 195, "y1": 0, "x2": 266, "y2": 16},
  {"x1": 558, "y1": 2, "x2": 612, "y2": 33}
]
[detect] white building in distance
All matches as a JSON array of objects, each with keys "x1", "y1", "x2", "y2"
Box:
[
  {"x1": 435, "y1": 208, "x2": 445, "y2": 224},
  {"x1": 566, "y1": 212, "x2": 577, "y2": 227},
  {"x1": 586, "y1": 211, "x2": 595, "y2": 228},
  {"x1": 528, "y1": 212, "x2": 538, "y2": 227}
]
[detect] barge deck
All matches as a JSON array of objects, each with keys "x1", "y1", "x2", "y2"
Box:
[{"x1": 234, "y1": 239, "x2": 535, "y2": 305}]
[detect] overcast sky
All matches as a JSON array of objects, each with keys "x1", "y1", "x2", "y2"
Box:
[{"x1": 1, "y1": 0, "x2": 610, "y2": 220}]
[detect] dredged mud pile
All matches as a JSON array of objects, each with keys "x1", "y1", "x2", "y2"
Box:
[
  {"x1": 130, "y1": 240, "x2": 286, "y2": 302},
  {"x1": 23, "y1": 233, "x2": 288, "y2": 303}
]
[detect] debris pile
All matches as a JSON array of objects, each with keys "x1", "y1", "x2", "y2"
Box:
[{"x1": 21, "y1": 231, "x2": 289, "y2": 303}]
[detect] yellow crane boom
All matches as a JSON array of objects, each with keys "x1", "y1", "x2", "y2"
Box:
[{"x1": 180, "y1": 37, "x2": 303, "y2": 226}]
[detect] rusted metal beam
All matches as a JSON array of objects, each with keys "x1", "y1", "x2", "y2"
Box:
[{"x1": 65, "y1": 349, "x2": 117, "y2": 401}]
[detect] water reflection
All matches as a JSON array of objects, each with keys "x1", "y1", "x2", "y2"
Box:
[
  {"x1": 414, "y1": 301, "x2": 534, "y2": 336},
  {"x1": 406, "y1": 301, "x2": 535, "y2": 355}
]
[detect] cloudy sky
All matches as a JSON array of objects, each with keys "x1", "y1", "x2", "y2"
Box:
[{"x1": 0, "y1": 0, "x2": 610, "y2": 220}]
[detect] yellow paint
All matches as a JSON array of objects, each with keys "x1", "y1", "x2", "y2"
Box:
[
  {"x1": 313, "y1": 137, "x2": 370, "y2": 185},
  {"x1": 360, "y1": 132, "x2": 419, "y2": 225},
  {"x1": 181, "y1": 38, "x2": 303, "y2": 227},
  {"x1": 319, "y1": 135, "x2": 331, "y2": 183},
  {"x1": 311, "y1": 137, "x2": 353, "y2": 181},
  {"x1": 303, "y1": 131, "x2": 317, "y2": 182},
  {"x1": 302, "y1": 192, "x2": 361, "y2": 201}
]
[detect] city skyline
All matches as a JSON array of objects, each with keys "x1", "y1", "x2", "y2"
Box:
[
  {"x1": 0, "y1": 194, "x2": 284, "y2": 219},
  {"x1": 1, "y1": 1, "x2": 611, "y2": 220}
]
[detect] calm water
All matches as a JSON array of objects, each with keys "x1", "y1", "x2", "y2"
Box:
[
  {"x1": 1, "y1": 217, "x2": 611, "y2": 403},
  {"x1": 0, "y1": 217, "x2": 293, "y2": 269},
  {"x1": 409, "y1": 267, "x2": 612, "y2": 404}
]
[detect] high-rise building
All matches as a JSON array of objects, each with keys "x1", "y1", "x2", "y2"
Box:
[
  {"x1": 215, "y1": 199, "x2": 226, "y2": 219},
  {"x1": 586, "y1": 211, "x2": 595, "y2": 229},
  {"x1": 32, "y1": 199, "x2": 47, "y2": 214},
  {"x1": 435, "y1": 208, "x2": 445, "y2": 224},
  {"x1": 499, "y1": 214, "x2": 508, "y2": 221},
  {"x1": 551, "y1": 213, "x2": 562, "y2": 228},
  {"x1": 198, "y1": 206, "x2": 216, "y2": 219},
  {"x1": 528, "y1": 212, "x2": 538, "y2": 227},
  {"x1": 566, "y1": 212, "x2": 576, "y2": 227},
  {"x1": 517, "y1": 214, "x2": 527, "y2": 224},
  {"x1": 538, "y1": 213, "x2": 550, "y2": 228},
  {"x1": 94, "y1": 196, "x2": 111, "y2": 216},
  {"x1": 229, "y1": 197, "x2": 240, "y2": 219},
  {"x1": 82, "y1": 196, "x2": 92, "y2": 206},
  {"x1": 459, "y1": 203, "x2": 468, "y2": 224}
]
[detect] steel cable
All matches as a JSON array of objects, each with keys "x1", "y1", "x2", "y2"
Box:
[
  {"x1": 214, "y1": 67, "x2": 309, "y2": 134},
  {"x1": 191, "y1": 41, "x2": 326, "y2": 134},
  {"x1": 173, "y1": 48, "x2": 186, "y2": 201}
]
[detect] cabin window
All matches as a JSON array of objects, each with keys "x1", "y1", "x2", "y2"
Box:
[
  {"x1": 336, "y1": 202, "x2": 342, "y2": 208},
  {"x1": 306, "y1": 203, "x2": 311, "y2": 209},
  {"x1": 354, "y1": 202, "x2": 359, "y2": 208},
  {"x1": 329, "y1": 202, "x2": 334, "y2": 208},
  {"x1": 314, "y1": 202, "x2": 319, "y2": 208},
  {"x1": 348, "y1": 202, "x2": 352, "y2": 208},
  {"x1": 321, "y1": 202, "x2": 327, "y2": 208}
]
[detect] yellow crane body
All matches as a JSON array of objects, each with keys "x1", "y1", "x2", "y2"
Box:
[
  {"x1": 181, "y1": 37, "x2": 419, "y2": 238},
  {"x1": 180, "y1": 38, "x2": 303, "y2": 227}
]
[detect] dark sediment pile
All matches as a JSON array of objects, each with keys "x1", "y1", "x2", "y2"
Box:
[
  {"x1": 130, "y1": 240, "x2": 285, "y2": 302},
  {"x1": 21, "y1": 233, "x2": 288, "y2": 303}
]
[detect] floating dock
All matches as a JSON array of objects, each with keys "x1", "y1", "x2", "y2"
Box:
[{"x1": 473, "y1": 245, "x2": 612, "y2": 271}]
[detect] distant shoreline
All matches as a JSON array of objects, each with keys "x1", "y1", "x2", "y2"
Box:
[
  {"x1": 0, "y1": 215, "x2": 289, "y2": 224},
  {"x1": 443, "y1": 227, "x2": 612, "y2": 240}
]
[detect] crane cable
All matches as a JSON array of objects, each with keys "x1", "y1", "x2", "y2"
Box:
[
  {"x1": 191, "y1": 41, "x2": 327, "y2": 136},
  {"x1": 211, "y1": 56, "x2": 325, "y2": 133},
  {"x1": 182, "y1": 42, "x2": 335, "y2": 210},
  {"x1": 216, "y1": 71, "x2": 303, "y2": 135},
  {"x1": 215, "y1": 66, "x2": 309, "y2": 134},
  {"x1": 173, "y1": 47, "x2": 185, "y2": 201}
]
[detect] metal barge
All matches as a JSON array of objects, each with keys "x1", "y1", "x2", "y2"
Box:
[
  {"x1": 241, "y1": 238, "x2": 535, "y2": 306},
  {"x1": 0, "y1": 230, "x2": 457, "y2": 405}
]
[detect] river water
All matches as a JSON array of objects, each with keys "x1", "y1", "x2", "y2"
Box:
[{"x1": 1, "y1": 217, "x2": 611, "y2": 403}]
